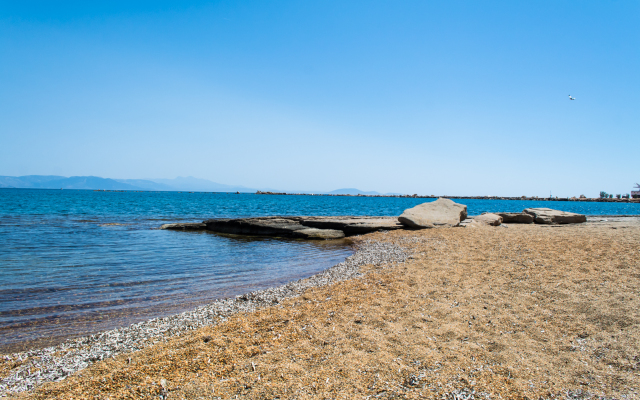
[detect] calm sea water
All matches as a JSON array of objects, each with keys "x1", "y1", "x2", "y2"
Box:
[{"x1": 1, "y1": 189, "x2": 638, "y2": 352}]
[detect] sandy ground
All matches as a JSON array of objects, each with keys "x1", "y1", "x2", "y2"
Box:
[{"x1": 5, "y1": 220, "x2": 640, "y2": 399}]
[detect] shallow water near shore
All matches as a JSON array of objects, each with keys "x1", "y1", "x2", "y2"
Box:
[{"x1": 1, "y1": 189, "x2": 639, "y2": 353}]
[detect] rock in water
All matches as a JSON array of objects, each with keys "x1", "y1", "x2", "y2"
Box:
[
  {"x1": 472, "y1": 213, "x2": 503, "y2": 226},
  {"x1": 495, "y1": 212, "x2": 534, "y2": 224},
  {"x1": 295, "y1": 216, "x2": 403, "y2": 234},
  {"x1": 160, "y1": 223, "x2": 207, "y2": 230},
  {"x1": 398, "y1": 198, "x2": 468, "y2": 229},
  {"x1": 291, "y1": 228, "x2": 345, "y2": 239},
  {"x1": 204, "y1": 217, "x2": 345, "y2": 239},
  {"x1": 203, "y1": 216, "x2": 398, "y2": 238},
  {"x1": 523, "y1": 208, "x2": 587, "y2": 224}
]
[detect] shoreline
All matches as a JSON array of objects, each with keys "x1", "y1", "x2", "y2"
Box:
[
  {"x1": 2, "y1": 218, "x2": 639, "y2": 398},
  {"x1": 0, "y1": 240, "x2": 409, "y2": 395},
  {"x1": 6, "y1": 213, "x2": 632, "y2": 355}
]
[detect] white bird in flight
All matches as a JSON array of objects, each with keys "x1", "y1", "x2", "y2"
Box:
[{"x1": 568, "y1": 95, "x2": 575, "y2": 100}]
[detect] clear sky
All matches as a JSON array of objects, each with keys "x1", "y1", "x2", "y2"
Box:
[{"x1": 1, "y1": 1, "x2": 638, "y2": 196}]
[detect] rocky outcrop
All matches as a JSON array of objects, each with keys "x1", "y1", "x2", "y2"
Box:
[
  {"x1": 495, "y1": 212, "x2": 534, "y2": 224},
  {"x1": 398, "y1": 198, "x2": 468, "y2": 229},
  {"x1": 294, "y1": 216, "x2": 403, "y2": 235},
  {"x1": 203, "y1": 216, "x2": 401, "y2": 239},
  {"x1": 166, "y1": 207, "x2": 586, "y2": 239},
  {"x1": 204, "y1": 217, "x2": 345, "y2": 239},
  {"x1": 160, "y1": 223, "x2": 207, "y2": 230},
  {"x1": 523, "y1": 208, "x2": 587, "y2": 224},
  {"x1": 472, "y1": 213, "x2": 502, "y2": 226}
]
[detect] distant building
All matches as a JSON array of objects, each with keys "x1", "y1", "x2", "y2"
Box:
[{"x1": 632, "y1": 183, "x2": 640, "y2": 199}]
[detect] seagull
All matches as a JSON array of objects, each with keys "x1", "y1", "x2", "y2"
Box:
[{"x1": 568, "y1": 95, "x2": 575, "y2": 100}]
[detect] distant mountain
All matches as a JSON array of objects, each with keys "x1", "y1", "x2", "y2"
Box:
[
  {"x1": 0, "y1": 176, "x2": 400, "y2": 195},
  {"x1": 325, "y1": 188, "x2": 405, "y2": 195},
  {"x1": 149, "y1": 176, "x2": 256, "y2": 192},
  {"x1": 0, "y1": 175, "x2": 66, "y2": 188},
  {"x1": 114, "y1": 179, "x2": 177, "y2": 191},
  {"x1": 48, "y1": 176, "x2": 142, "y2": 190},
  {"x1": 0, "y1": 175, "x2": 259, "y2": 192},
  {"x1": 327, "y1": 188, "x2": 382, "y2": 195},
  {"x1": 0, "y1": 175, "x2": 142, "y2": 190}
]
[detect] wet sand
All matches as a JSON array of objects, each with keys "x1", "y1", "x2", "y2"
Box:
[{"x1": 3, "y1": 218, "x2": 640, "y2": 399}]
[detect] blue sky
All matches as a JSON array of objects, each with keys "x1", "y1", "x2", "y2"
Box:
[{"x1": 1, "y1": 1, "x2": 638, "y2": 196}]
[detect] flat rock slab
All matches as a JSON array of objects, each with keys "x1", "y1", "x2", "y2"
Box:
[
  {"x1": 204, "y1": 217, "x2": 345, "y2": 239},
  {"x1": 160, "y1": 223, "x2": 207, "y2": 230},
  {"x1": 293, "y1": 216, "x2": 403, "y2": 235},
  {"x1": 523, "y1": 208, "x2": 587, "y2": 224},
  {"x1": 293, "y1": 228, "x2": 345, "y2": 239},
  {"x1": 495, "y1": 212, "x2": 534, "y2": 224},
  {"x1": 398, "y1": 198, "x2": 468, "y2": 229}
]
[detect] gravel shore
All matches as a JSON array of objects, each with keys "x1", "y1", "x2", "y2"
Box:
[
  {"x1": 3, "y1": 219, "x2": 639, "y2": 399},
  {"x1": 0, "y1": 240, "x2": 410, "y2": 396}
]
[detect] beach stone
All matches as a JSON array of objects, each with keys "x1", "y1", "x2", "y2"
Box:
[
  {"x1": 495, "y1": 212, "x2": 534, "y2": 224},
  {"x1": 160, "y1": 223, "x2": 207, "y2": 230},
  {"x1": 204, "y1": 217, "x2": 345, "y2": 239},
  {"x1": 523, "y1": 208, "x2": 587, "y2": 224},
  {"x1": 295, "y1": 216, "x2": 403, "y2": 235},
  {"x1": 472, "y1": 213, "x2": 502, "y2": 226},
  {"x1": 398, "y1": 198, "x2": 467, "y2": 229}
]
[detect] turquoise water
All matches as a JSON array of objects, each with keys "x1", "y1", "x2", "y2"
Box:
[{"x1": 1, "y1": 189, "x2": 638, "y2": 351}]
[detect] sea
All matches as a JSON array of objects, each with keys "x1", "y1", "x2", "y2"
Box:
[{"x1": 1, "y1": 188, "x2": 639, "y2": 352}]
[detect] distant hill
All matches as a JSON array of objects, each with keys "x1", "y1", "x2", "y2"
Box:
[
  {"x1": 0, "y1": 176, "x2": 400, "y2": 195},
  {"x1": 0, "y1": 175, "x2": 142, "y2": 190},
  {"x1": 147, "y1": 176, "x2": 255, "y2": 192},
  {"x1": 114, "y1": 179, "x2": 179, "y2": 191},
  {"x1": 48, "y1": 176, "x2": 144, "y2": 190},
  {"x1": 0, "y1": 175, "x2": 259, "y2": 192},
  {"x1": 0, "y1": 175, "x2": 66, "y2": 188},
  {"x1": 328, "y1": 188, "x2": 381, "y2": 195},
  {"x1": 326, "y1": 188, "x2": 403, "y2": 196}
]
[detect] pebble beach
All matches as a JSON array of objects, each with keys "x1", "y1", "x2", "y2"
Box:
[
  {"x1": 2, "y1": 217, "x2": 639, "y2": 398},
  {"x1": 0, "y1": 240, "x2": 410, "y2": 396}
]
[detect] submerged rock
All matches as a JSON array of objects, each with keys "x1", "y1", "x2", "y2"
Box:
[
  {"x1": 160, "y1": 223, "x2": 207, "y2": 230},
  {"x1": 523, "y1": 208, "x2": 587, "y2": 224},
  {"x1": 398, "y1": 198, "x2": 467, "y2": 229},
  {"x1": 292, "y1": 228, "x2": 345, "y2": 239}
]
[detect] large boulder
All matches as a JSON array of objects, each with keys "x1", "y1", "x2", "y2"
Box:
[
  {"x1": 523, "y1": 208, "x2": 587, "y2": 224},
  {"x1": 472, "y1": 213, "x2": 502, "y2": 226},
  {"x1": 495, "y1": 212, "x2": 534, "y2": 224},
  {"x1": 398, "y1": 198, "x2": 468, "y2": 229}
]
